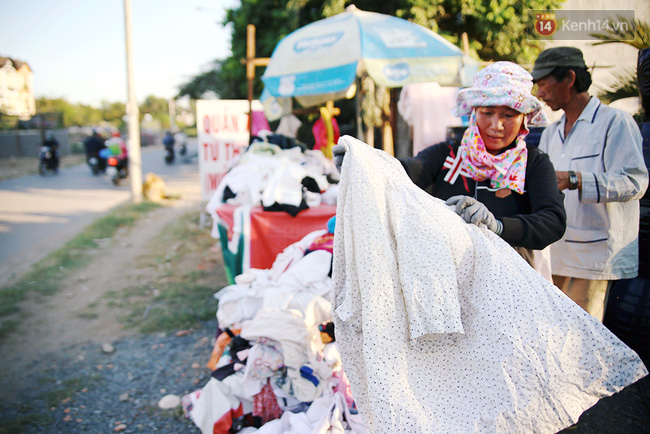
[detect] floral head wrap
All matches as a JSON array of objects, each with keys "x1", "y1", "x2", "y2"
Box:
[
  {"x1": 453, "y1": 61, "x2": 548, "y2": 127},
  {"x1": 451, "y1": 62, "x2": 546, "y2": 194}
]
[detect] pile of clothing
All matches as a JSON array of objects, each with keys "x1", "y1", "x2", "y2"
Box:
[
  {"x1": 206, "y1": 138, "x2": 339, "y2": 219},
  {"x1": 183, "y1": 218, "x2": 367, "y2": 433}
]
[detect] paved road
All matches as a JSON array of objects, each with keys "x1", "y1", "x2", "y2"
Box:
[{"x1": 0, "y1": 141, "x2": 200, "y2": 286}]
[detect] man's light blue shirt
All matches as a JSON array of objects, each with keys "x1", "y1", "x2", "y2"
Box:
[{"x1": 539, "y1": 97, "x2": 648, "y2": 280}]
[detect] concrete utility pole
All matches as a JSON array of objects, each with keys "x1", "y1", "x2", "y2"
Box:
[
  {"x1": 124, "y1": 0, "x2": 143, "y2": 203},
  {"x1": 168, "y1": 98, "x2": 176, "y2": 132}
]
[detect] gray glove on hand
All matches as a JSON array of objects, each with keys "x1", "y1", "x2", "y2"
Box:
[
  {"x1": 445, "y1": 195, "x2": 503, "y2": 235},
  {"x1": 332, "y1": 143, "x2": 347, "y2": 173}
]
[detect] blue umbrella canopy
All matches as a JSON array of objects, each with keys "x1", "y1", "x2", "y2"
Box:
[{"x1": 262, "y1": 5, "x2": 477, "y2": 106}]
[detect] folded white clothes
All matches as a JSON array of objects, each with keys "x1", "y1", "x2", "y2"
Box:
[
  {"x1": 332, "y1": 135, "x2": 648, "y2": 433},
  {"x1": 241, "y1": 308, "x2": 315, "y2": 371}
]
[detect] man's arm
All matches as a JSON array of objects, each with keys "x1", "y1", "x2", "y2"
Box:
[
  {"x1": 578, "y1": 113, "x2": 648, "y2": 204},
  {"x1": 555, "y1": 170, "x2": 581, "y2": 192},
  {"x1": 399, "y1": 141, "x2": 453, "y2": 191}
]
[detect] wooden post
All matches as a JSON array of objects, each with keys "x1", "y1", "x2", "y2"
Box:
[
  {"x1": 243, "y1": 24, "x2": 270, "y2": 140},
  {"x1": 246, "y1": 25, "x2": 255, "y2": 139},
  {"x1": 461, "y1": 32, "x2": 470, "y2": 55}
]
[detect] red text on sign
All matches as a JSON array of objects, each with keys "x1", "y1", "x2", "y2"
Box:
[
  {"x1": 203, "y1": 112, "x2": 249, "y2": 134},
  {"x1": 202, "y1": 142, "x2": 243, "y2": 162}
]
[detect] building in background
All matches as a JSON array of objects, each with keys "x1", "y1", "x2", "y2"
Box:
[{"x1": 0, "y1": 56, "x2": 35, "y2": 120}]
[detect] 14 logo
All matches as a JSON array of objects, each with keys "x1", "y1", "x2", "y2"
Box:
[{"x1": 535, "y1": 13, "x2": 556, "y2": 37}]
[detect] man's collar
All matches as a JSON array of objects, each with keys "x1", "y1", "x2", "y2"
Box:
[
  {"x1": 576, "y1": 96, "x2": 601, "y2": 124},
  {"x1": 559, "y1": 96, "x2": 601, "y2": 128}
]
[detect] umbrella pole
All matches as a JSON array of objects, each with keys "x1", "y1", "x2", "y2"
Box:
[
  {"x1": 247, "y1": 25, "x2": 255, "y2": 141},
  {"x1": 355, "y1": 77, "x2": 364, "y2": 141}
]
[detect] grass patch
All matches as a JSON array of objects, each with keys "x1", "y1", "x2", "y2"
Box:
[
  {"x1": 42, "y1": 373, "x2": 103, "y2": 408},
  {"x1": 0, "y1": 408, "x2": 54, "y2": 433},
  {"x1": 121, "y1": 279, "x2": 218, "y2": 333},
  {"x1": 105, "y1": 210, "x2": 225, "y2": 334},
  {"x1": 0, "y1": 200, "x2": 162, "y2": 341},
  {"x1": 0, "y1": 372, "x2": 103, "y2": 432},
  {"x1": 0, "y1": 319, "x2": 20, "y2": 343},
  {"x1": 75, "y1": 301, "x2": 100, "y2": 319},
  {"x1": 76, "y1": 310, "x2": 99, "y2": 320}
]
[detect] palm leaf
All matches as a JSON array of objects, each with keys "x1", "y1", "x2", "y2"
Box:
[
  {"x1": 596, "y1": 67, "x2": 638, "y2": 104},
  {"x1": 590, "y1": 16, "x2": 650, "y2": 50}
]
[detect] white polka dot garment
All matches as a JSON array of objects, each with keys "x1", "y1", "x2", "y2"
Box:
[{"x1": 332, "y1": 135, "x2": 648, "y2": 434}]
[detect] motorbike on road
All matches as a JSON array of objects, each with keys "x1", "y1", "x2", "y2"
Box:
[
  {"x1": 163, "y1": 131, "x2": 175, "y2": 165},
  {"x1": 87, "y1": 153, "x2": 104, "y2": 175},
  {"x1": 102, "y1": 132, "x2": 129, "y2": 185},
  {"x1": 175, "y1": 131, "x2": 187, "y2": 156},
  {"x1": 106, "y1": 155, "x2": 128, "y2": 185},
  {"x1": 164, "y1": 146, "x2": 175, "y2": 165},
  {"x1": 38, "y1": 146, "x2": 59, "y2": 175}
]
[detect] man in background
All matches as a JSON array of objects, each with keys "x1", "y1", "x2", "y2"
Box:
[{"x1": 533, "y1": 47, "x2": 648, "y2": 321}]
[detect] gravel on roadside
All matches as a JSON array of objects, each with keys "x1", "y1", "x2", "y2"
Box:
[{"x1": 0, "y1": 320, "x2": 218, "y2": 433}]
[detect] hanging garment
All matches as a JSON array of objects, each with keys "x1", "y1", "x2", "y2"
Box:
[
  {"x1": 398, "y1": 82, "x2": 462, "y2": 156},
  {"x1": 312, "y1": 115, "x2": 340, "y2": 157},
  {"x1": 252, "y1": 110, "x2": 271, "y2": 137},
  {"x1": 332, "y1": 135, "x2": 648, "y2": 434},
  {"x1": 275, "y1": 114, "x2": 302, "y2": 138}
]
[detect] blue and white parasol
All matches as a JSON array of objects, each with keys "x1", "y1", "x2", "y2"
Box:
[{"x1": 261, "y1": 5, "x2": 478, "y2": 118}]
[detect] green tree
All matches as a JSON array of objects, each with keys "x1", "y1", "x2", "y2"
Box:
[
  {"x1": 101, "y1": 101, "x2": 127, "y2": 130},
  {"x1": 177, "y1": 62, "x2": 222, "y2": 100},
  {"x1": 35, "y1": 98, "x2": 103, "y2": 127},
  {"x1": 31, "y1": 97, "x2": 169, "y2": 129},
  {"x1": 178, "y1": 0, "x2": 564, "y2": 101},
  {"x1": 139, "y1": 95, "x2": 170, "y2": 128}
]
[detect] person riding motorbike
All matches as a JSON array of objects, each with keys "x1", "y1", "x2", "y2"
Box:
[
  {"x1": 105, "y1": 131, "x2": 129, "y2": 181},
  {"x1": 84, "y1": 129, "x2": 107, "y2": 173},
  {"x1": 163, "y1": 131, "x2": 175, "y2": 164},
  {"x1": 40, "y1": 131, "x2": 60, "y2": 172},
  {"x1": 174, "y1": 130, "x2": 187, "y2": 155}
]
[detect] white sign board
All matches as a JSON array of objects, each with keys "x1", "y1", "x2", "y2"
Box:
[{"x1": 197, "y1": 99, "x2": 263, "y2": 201}]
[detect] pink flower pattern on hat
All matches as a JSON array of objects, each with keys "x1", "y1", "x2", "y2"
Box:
[{"x1": 452, "y1": 61, "x2": 548, "y2": 126}]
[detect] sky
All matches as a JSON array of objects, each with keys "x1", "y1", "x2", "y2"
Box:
[{"x1": 0, "y1": 0, "x2": 238, "y2": 106}]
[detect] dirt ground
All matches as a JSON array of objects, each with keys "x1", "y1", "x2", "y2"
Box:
[{"x1": 0, "y1": 161, "x2": 213, "y2": 393}]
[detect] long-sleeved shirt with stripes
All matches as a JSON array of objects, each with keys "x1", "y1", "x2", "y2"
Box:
[{"x1": 539, "y1": 96, "x2": 649, "y2": 280}]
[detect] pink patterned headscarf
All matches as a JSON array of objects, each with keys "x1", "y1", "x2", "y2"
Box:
[
  {"x1": 453, "y1": 61, "x2": 548, "y2": 126},
  {"x1": 457, "y1": 111, "x2": 528, "y2": 194},
  {"x1": 450, "y1": 62, "x2": 546, "y2": 194}
]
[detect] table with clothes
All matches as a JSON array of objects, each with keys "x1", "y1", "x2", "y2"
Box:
[
  {"x1": 213, "y1": 203, "x2": 336, "y2": 281},
  {"x1": 205, "y1": 137, "x2": 339, "y2": 283}
]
